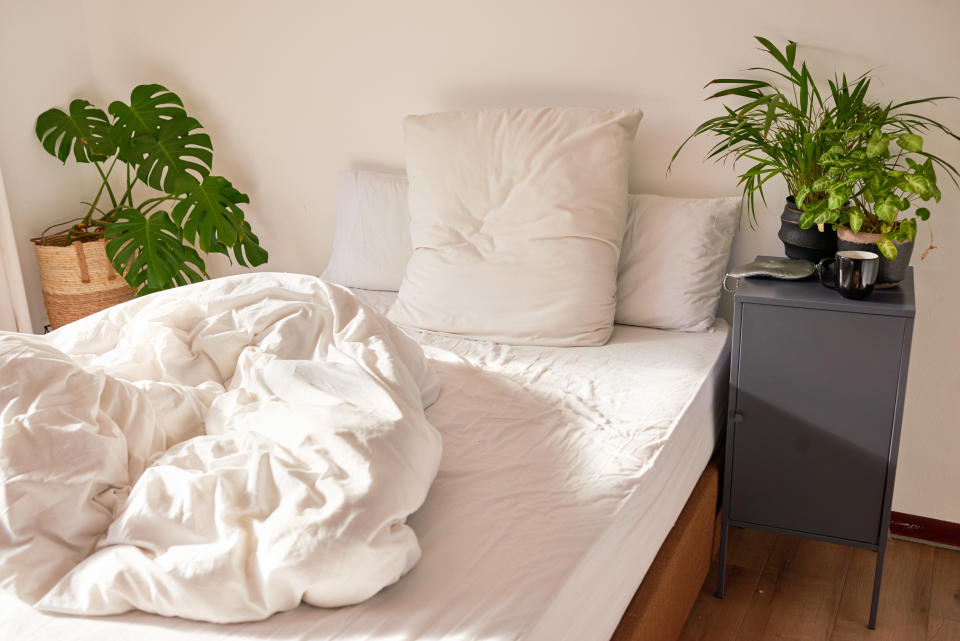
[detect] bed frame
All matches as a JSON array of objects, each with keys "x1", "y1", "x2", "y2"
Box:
[{"x1": 609, "y1": 458, "x2": 721, "y2": 641}]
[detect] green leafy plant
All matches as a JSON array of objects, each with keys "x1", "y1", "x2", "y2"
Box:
[
  {"x1": 35, "y1": 84, "x2": 268, "y2": 294},
  {"x1": 670, "y1": 36, "x2": 959, "y2": 254},
  {"x1": 795, "y1": 103, "x2": 960, "y2": 259},
  {"x1": 670, "y1": 37, "x2": 850, "y2": 226}
]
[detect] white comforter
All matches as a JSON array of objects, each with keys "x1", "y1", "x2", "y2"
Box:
[{"x1": 0, "y1": 273, "x2": 442, "y2": 623}]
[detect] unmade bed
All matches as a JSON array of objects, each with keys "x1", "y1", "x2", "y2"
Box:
[{"x1": 0, "y1": 285, "x2": 730, "y2": 641}]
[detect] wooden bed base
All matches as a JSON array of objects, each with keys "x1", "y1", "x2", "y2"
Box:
[{"x1": 610, "y1": 458, "x2": 721, "y2": 641}]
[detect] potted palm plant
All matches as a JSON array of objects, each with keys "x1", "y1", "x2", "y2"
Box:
[
  {"x1": 32, "y1": 84, "x2": 268, "y2": 328},
  {"x1": 671, "y1": 37, "x2": 844, "y2": 260}
]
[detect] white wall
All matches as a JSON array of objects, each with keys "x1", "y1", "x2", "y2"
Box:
[
  {"x1": 2, "y1": 0, "x2": 958, "y2": 522},
  {"x1": 0, "y1": 0, "x2": 100, "y2": 331}
]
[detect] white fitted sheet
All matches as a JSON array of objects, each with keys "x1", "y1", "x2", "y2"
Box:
[{"x1": 1, "y1": 288, "x2": 730, "y2": 641}]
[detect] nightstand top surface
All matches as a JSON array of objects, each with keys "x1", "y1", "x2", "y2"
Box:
[{"x1": 733, "y1": 256, "x2": 915, "y2": 318}]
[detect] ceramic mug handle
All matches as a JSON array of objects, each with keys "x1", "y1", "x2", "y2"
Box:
[{"x1": 817, "y1": 257, "x2": 837, "y2": 289}]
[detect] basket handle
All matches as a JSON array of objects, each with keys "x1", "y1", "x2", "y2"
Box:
[
  {"x1": 72, "y1": 241, "x2": 90, "y2": 283},
  {"x1": 99, "y1": 239, "x2": 118, "y2": 281}
]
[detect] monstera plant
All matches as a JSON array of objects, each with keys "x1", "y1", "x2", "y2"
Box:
[{"x1": 35, "y1": 84, "x2": 267, "y2": 295}]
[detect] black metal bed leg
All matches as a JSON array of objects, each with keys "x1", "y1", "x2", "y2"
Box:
[
  {"x1": 868, "y1": 538, "x2": 887, "y2": 629},
  {"x1": 716, "y1": 517, "x2": 729, "y2": 598}
]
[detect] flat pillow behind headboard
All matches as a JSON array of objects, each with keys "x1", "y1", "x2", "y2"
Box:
[
  {"x1": 322, "y1": 170, "x2": 412, "y2": 291},
  {"x1": 322, "y1": 173, "x2": 738, "y2": 333}
]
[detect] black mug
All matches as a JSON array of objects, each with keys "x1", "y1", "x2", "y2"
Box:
[{"x1": 817, "y1": 250, "x2": 880, "y2": 300}]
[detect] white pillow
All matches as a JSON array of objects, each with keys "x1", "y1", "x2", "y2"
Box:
[
  {"x1": 615, "y1": 194, "x2": 741, "y2": 331},
  {"x1": 322, "y1": 170, "x2": 412, "y2": 291},
  {"x1": 388, "y1": 107, "x2": 643, "y2": 347}
]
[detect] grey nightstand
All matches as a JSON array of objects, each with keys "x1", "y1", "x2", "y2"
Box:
[{"x1": 717, "y1": 258, "x2": 915, "y2": 629}]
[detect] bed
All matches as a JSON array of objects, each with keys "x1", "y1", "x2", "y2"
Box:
[{"x1": 0, "y1": 285, "x2": 730, "y2": 641}]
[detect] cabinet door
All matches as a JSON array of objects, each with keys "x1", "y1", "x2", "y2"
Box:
[{"x1": 730, "y1": 303, "x2": 905, "y2": 545}]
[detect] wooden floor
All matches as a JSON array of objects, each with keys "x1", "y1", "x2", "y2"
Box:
[{"x1": 679, "y1": 527, "x2": 960, "y2": 641}]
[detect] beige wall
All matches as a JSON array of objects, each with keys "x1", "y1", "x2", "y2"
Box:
[
  {"x1": 2, "y1": 0, "x2": 958, "y2": 522},
  {"x1": 0, "y1": 0, "x2": 100, "y2": 331}
]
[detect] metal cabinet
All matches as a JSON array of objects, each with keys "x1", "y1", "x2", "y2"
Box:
[{"x1": 717, "y1": 261, "x2": 915, "y2": 630}]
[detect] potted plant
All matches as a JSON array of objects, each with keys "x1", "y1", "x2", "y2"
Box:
[
  {"x1": 671, "y1": 37, "x2": 846, "y2": 260},
  {"x1": 795, "y1": 105, "x2": 959, "y2": 285},
  {"x1": 31, "y1": 84, "x2": 268, "y2": 328},
  {"x1": 671, "y1": 37, "x2": 959, "y2": 269}
]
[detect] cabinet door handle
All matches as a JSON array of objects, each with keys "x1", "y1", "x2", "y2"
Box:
[{"x1": 733, "y1": 413, "x2": 744, "y2": 423}]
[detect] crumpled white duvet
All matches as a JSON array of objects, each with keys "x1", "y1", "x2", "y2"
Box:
[{"x1": 0, "y1": 273, "x2": 442, "y2": 623}]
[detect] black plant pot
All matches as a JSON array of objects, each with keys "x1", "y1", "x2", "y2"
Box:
[{"x1": 778, "y1": 196, "x2": 837, "y2": 261}]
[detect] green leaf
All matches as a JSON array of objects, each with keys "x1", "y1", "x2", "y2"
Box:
[
  {"x1": 900, "y1": 173, "x2": 932, "y2": 199},
  {"x1": 874, "y1": 198, "x2": 899, "y2": 222},
  {"x1": 798, "y1": 199, "x2": 826, "y2": 228},
  {"x1": 109, "y1": 84, "x2": 186, "y2": 135},
  {"x1": 811, "y1": 176, "x2": 833, "y2": 192},
  {"x1": 900, "y1": 218, "x2": 917, "y2": 243},
  {"x1": 104, "y1": 209, "x2": 207, "y2": 294},
  {"x1": 916, "y1": 206, "x2": 931, "y2": 221},
  {"x1": 848, "y1": 208, "x2": 864, "y2": 232},
  {"x1": 866, "y1": 129, "x2": 889, "y2": 158},
  {"x1": 128, "y1": 116, "x2": 212, "y2": 194},
  {"x1": 827, "y1": 187, "x2": 850, "y2": 210},
  {"x1": 896, "y1": 133, "x2": 923, "y2": 152},
  {"x1": 36, "y1": 99, "x2": 115, "y2": 163},
  {"x1": 171, "y1": 176, "x2": 248, "y2": 254},
  {"x1": 875, "y1": 236, "x2": 898, "y2": 260},
  {"x1": 233, "y1": 220, "x2": 269, "y2": 267}
]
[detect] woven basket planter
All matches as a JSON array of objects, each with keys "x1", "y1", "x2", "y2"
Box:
[{"x1": 32, "y1": 233, "x2": 135, "y2": 329}]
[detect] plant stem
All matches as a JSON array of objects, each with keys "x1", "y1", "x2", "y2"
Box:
[
  {"x1": 139, "y1": 195, "x2": 178, "y2": 214},
  {"x1": 119, "y1": 163, "x2": 137, "y2": 207},
  {"x1": 80, "y1": 180, "x2": 109, "y2": 227},
  {"x1": 93, "y1": 158, "x2": 119, "y2": 210}
]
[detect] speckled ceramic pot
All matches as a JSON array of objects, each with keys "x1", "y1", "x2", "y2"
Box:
[
  {"x1": 779, "y1": 196, "x2": 837, "y2": 261},
  {"x1": 837, "y1": 226, "x2": 914, "y2": 287}
]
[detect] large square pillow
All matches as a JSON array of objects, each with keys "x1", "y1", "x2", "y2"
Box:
[
  {"x1": 387, "y1": 107, "x2": 643, "y2": 346},
  {"x1": 615, "y1": 194, "x2": 741, "y2": 331},
  {"x1": 322, "y1": 170, "x2": 412, "y2": 291}
]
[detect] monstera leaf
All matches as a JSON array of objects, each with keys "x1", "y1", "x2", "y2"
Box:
[
  {"x1": 36, "y1": 99, "x2": 115, "y2": 162},
  {"x1": 104, "y1": 209, "x2": 207, "y2": 294},
  {"x1": 172, "y1": 176, "x2": 249, "y2": 254},
  {"x1": 127, "y1": 116, "x2": 213, "y2": 194},
  {"x1": 233, "y1": 219, "x2": 269, "y2": 267},
  {"x1": 109, "y1": 84, "x2": 186, "y2": 134},
  {"x1": 109, "y1": 84, "x2": 187, "y2": 162}
]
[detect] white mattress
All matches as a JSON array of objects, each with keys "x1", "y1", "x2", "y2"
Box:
[{"x1": 1, "y1": 288, "x2": 731, "y2": 641}]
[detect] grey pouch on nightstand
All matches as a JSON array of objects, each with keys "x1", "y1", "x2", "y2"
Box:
[{"x1": 723, "y1": 258, "x2": 815, "y2": 292}]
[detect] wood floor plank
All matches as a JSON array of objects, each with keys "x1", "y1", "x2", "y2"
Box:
[
  {"x1": 929, "y1": 615, "x2": 960, "y2": 641},
  {"x1": 679, "y1": 564, "x2": 761, "y2": 641},
  {"x1": 734, "y1": 536, "x2": 801, "y2": 640},
  {"x1": 830, "y1": 539, "x2": 934, "y2": 641},
  {"x1": 679, "y1": 526, "x2": 772, "y2": 641},
  {"x1": 728, "y1": 527, "x2": 778, "y2": 572},
  {"x1": 931, "y1": 547, "x2": 960, "y2": 623},
  {"x1": 736, "y1": 536, "x2": 851, "y2": 641}
]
